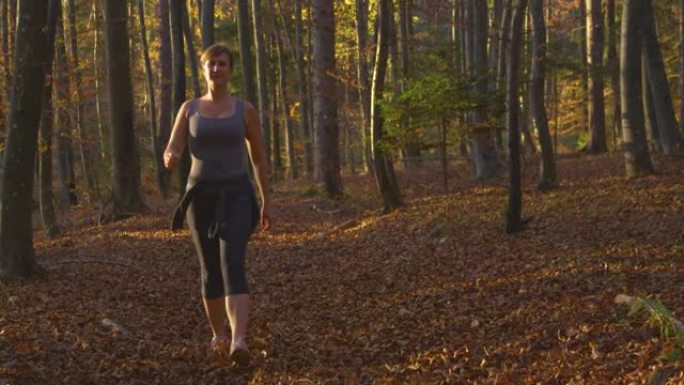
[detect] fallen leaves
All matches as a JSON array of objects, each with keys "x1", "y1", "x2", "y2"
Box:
[{"x1": 0, "y1": 153, "x2": 683, "y2": 384}]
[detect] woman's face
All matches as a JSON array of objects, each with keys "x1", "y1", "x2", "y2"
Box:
[{"x1": 203, "y1": 53, "x2": 232, "y2": 86}]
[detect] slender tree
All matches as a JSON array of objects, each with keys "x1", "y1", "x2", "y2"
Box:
[
  {"x1": 201, "y1": 0, "x2": 214, "y2": 48},
  {"x1": 0, "y1": 0, "x2": 50, "y2": 279},
  {"x1": 295, "y1": 0, "x2": 314, "y2": 175},
  {"x1": 157, "y1": 0, "x2": 172, "y2": 196},
  {"x1": 251, "y1": 0, "x2": 271, "y2": 171},
  {"x1": 39, "y1": 0, "x2": 61, "y2": 238},
  {"x1": 138, "y1": 0, "x2": 162, "y2": 197},
  {"x1": 55, "y1": 9, "x2": 78, "y2": 206},
  {"x1": 269, "y1": 0, "x2": 298, "y2": 180},
  {"x1": 469, "y1": 0, "x2": 499, "y2": 180},
  {"x1": 579, "y1": 0, "x2": 588, "y2": 133},
  {"x1": 621, "y1": 0, "x2": 653, "y2": 177},
  {"x1": 529, "y1": 0, "x2": 557, "y2": 191},
  {"x1": 606, "y1": 0, "x2": 621, "y2": 146},
  {"x1": 355, "y1": 0, "x2": 372, "y2": 172},
  {"x1": 371, "y1": 0, "x2": 401, "y2": 212},
  {"x1": 585, "y1": 0, "x2": 606, "y2": 153},
  {"x1": 104, "y1": 0, "x2": 143, "y2": 214},
  {"x1": 237, "y1": 0, "x2": 257, "y2": 104},
  {"x1": 313, "y1": 0, "x2": 343, "y2": 196},
  {"x1": 680, "y1": 0, "x2": 684, "y2": 139},
  {"x1": 170, "y1": 0, "x2": 188, "y2": 194},
  {"x1": 182, "y1": 1, "x2": 201, "y2": 97},
  {"x1": 67, "y1": 0, "x2": 97, "y2": 195},
  {"x1": 641, "y1": 0, "x2": 682, "y2": 155},
  {"x1": 505, "y1": 0, "x2": 526, "y2": 234}
]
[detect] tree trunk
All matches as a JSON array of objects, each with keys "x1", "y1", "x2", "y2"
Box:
[
  {"x1": 505, "y1": 0, "x2": 526, "y2": 234},
  {"x1": 642, "y1": 56, "x2": 660, "y2": 153},
  {"x1": 39, "y1": 0, "x2": 61, "y2": 239},
  {"x1": 271, "y1": 62, "x2": 283, "y2": 181},
  {"x1": 355, "y1": 0, "x2": 372, "y2": 173},
  {"x1": 529, "y1": 0, "x2": 557, "y2": 191},
  {"x1": 181, "y1": 1, "x2": 201, "y2": 98},
  {"x1": 295, "y1": 0, "x2": 314, "y2": 176},
  {"x1": 621, "y1": 0, "x2": 653, "y2": 177},
  {"x1": 680, "y1": 0, "x2": 684, "y2": 140},
  {"x1": 371, "y1": 0, "x2": 401, "y2": 212},
  {"x1": 606, "y1": 0, "x2": 621, "y2": 148},
  {"x1": 67, "y1": 0, "x2": 97, "y2": 197},
  {"x1": 579, "y1": 0, "x2": 588, "y2": 134},
  {"x1": 586, "y1": 0, "x2": 606, "y2": 153},
  {"x1": 269, "y1": 0, "x2": 298, "y2": 180},
  {"x1": 399, "y1": 0, "x2": 419, "y2": 164},
  {"x1": 170, "y1": 0, "x2": 188, "y2": 194},
  {"x1": 157, "y1": 0, "x2": 172, "y2": 197},
  {"x1": 138, "y1": 0, "x2": 162, "y2": 198},
  {"x1": 55, "y1": 11, "x2": 78, "y2": 206},
  {"x1": 92, "y1": 0, "x2": 107, "y2": 163},
  {"x1": 0, "y1": 0, "x2": 50, "y2": 279},
  {"x1": 641, "y1": 0, "x2": 682, "y2": 155},
  {"x1": 313, "y1": 0, "x2": 343, "y2": 196},
  {"x1": 496, "y1": 0, "x2": 511, "y2": 90},
  {"x1": 470, "y1": 0, "x2": 499, "y2": 180},
  {"x1": 251, "y1": 0, "x2": 271, "y2": 172},
  {"x1": 237, "y1": 0, "x2": 257, "y2": 104},
  {"x1": 201, "y1": 0, "x2": 214, "y2": 49},
  {"x1": 104, "y1": 0, "x2": 143, "y2": 215}
]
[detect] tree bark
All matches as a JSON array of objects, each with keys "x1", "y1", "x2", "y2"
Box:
[
  {"x1": 295, "y1": 0, "x2": 314, "y2": 176},
  {"x1": 680, "y1": 0, "x2": 684, "y2": 140},
  {"x1": 170, "y1": 0, "x2": 188, "y2": 194},
  {"x1": 201, "y1": 0, "x2": 214, "y2": 49},
  {"x1": 67, "y1": 0, "x2": 97, "y2": 196},
  {"x1": 39, "y1": 0, "x2": 61, "y2": 238},
  {"x1": 469, "y1": 0, "x2": 499, "y2": 180},
  {"x1": 181, "y1": 1, "x2": 201, "y2": 98},
  {"x1": 606, "y1": 0, "x2": 621, "y2": 148},
  {"x1": 0, "y1": 0, "x2": 50, "y2": 279},
  {"x1": 237, "y1": 0, "x2": 257, "y2": 104},
  {"x1": 269, "y1": 0, "x2": 298, "y2": 180},
  {"x1": 104, "y1": 0, "x2": 143, "y2": 214},
  {"x1": 579, "y1": 0, "x2": 588, "y2": 134},
  {"x1": 371, "y1": 0, "x2": 401, "y2": 212},
  {"x1": 505, "y1": 0, "x2": 526, "y2": 234},
  {"x1": 529, "y1": 0, "x2": 557, "y2": 191},
  {"x1": 586, "y1": 0, "x2": 606, "y2": 153},
  {"x1": 251, "y1": 0, "x2": 271, "y2": 172},
  {"x1": 355, "y1": 0, "x2": 372, "y2": 173},
  {"x1": 157, "y1": 0, "x2": 172, "y2": 197},
  {"x1": 313, "y1": 0, "x2": 343, "y2": 196},
  {"x1": 621, "y1": 0, "x2": 653, "y2": 177},
  {"x1": 642, "y1": 56, "x2": 660, "y2": 153},
  {"x1": 138, "y1": 0, "x2": 162, "y2": 198},
  {"x1": 55, "y1": 10, "x2": 78, "y2": 206},
  {"x1": 641, "y1": 0, "x2": 682, "y2": 155}
]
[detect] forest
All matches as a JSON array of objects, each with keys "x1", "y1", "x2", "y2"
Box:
[{"x1": 0, "y1": 0, "x2": 683, "y2": 384}]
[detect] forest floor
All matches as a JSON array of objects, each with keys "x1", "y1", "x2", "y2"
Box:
[{"x1": 1, "y1": 153, "x2": 684, "y2": 385}]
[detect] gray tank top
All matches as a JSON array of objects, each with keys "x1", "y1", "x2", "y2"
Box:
[{"x1": 187, "y1": 98, "x2": 247, "y2": 187}]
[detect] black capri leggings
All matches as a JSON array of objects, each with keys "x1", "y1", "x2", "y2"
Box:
[{"x1": 186, "y1": 183, "x2": 256, "y2": 298}]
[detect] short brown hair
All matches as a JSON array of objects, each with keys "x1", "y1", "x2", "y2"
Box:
[{"x1": 200, "y1": 43, "x2": 234, "y2": 68}]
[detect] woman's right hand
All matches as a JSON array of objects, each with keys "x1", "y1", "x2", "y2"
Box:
[{"x1": 164, "y1": 151, "x2": 179, "y2": 170}]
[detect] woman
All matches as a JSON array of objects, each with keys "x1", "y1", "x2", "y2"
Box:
[{"x1": 164, "y1": 43, "x2": 271, "y2": 367}]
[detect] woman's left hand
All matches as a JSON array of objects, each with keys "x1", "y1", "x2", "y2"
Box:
[{"x1": 260, "y1": 206, "x2": 272, "y2": 231}]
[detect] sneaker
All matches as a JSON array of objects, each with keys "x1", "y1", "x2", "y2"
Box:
[
  {"x1": 209, "y1": 335, "x2": 229, "y2": 355},
  {"x1": 229, "y1": 337, "x2": 251, "y2": 367}
]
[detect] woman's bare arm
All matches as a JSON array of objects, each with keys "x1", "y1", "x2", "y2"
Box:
[{"x1": 244, "y1": 101, "x2": 272, "y2": 231}]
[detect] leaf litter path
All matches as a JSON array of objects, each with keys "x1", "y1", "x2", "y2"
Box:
[{"x1": 2, "y1": 154, "x2": 683, "y2": 385}]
